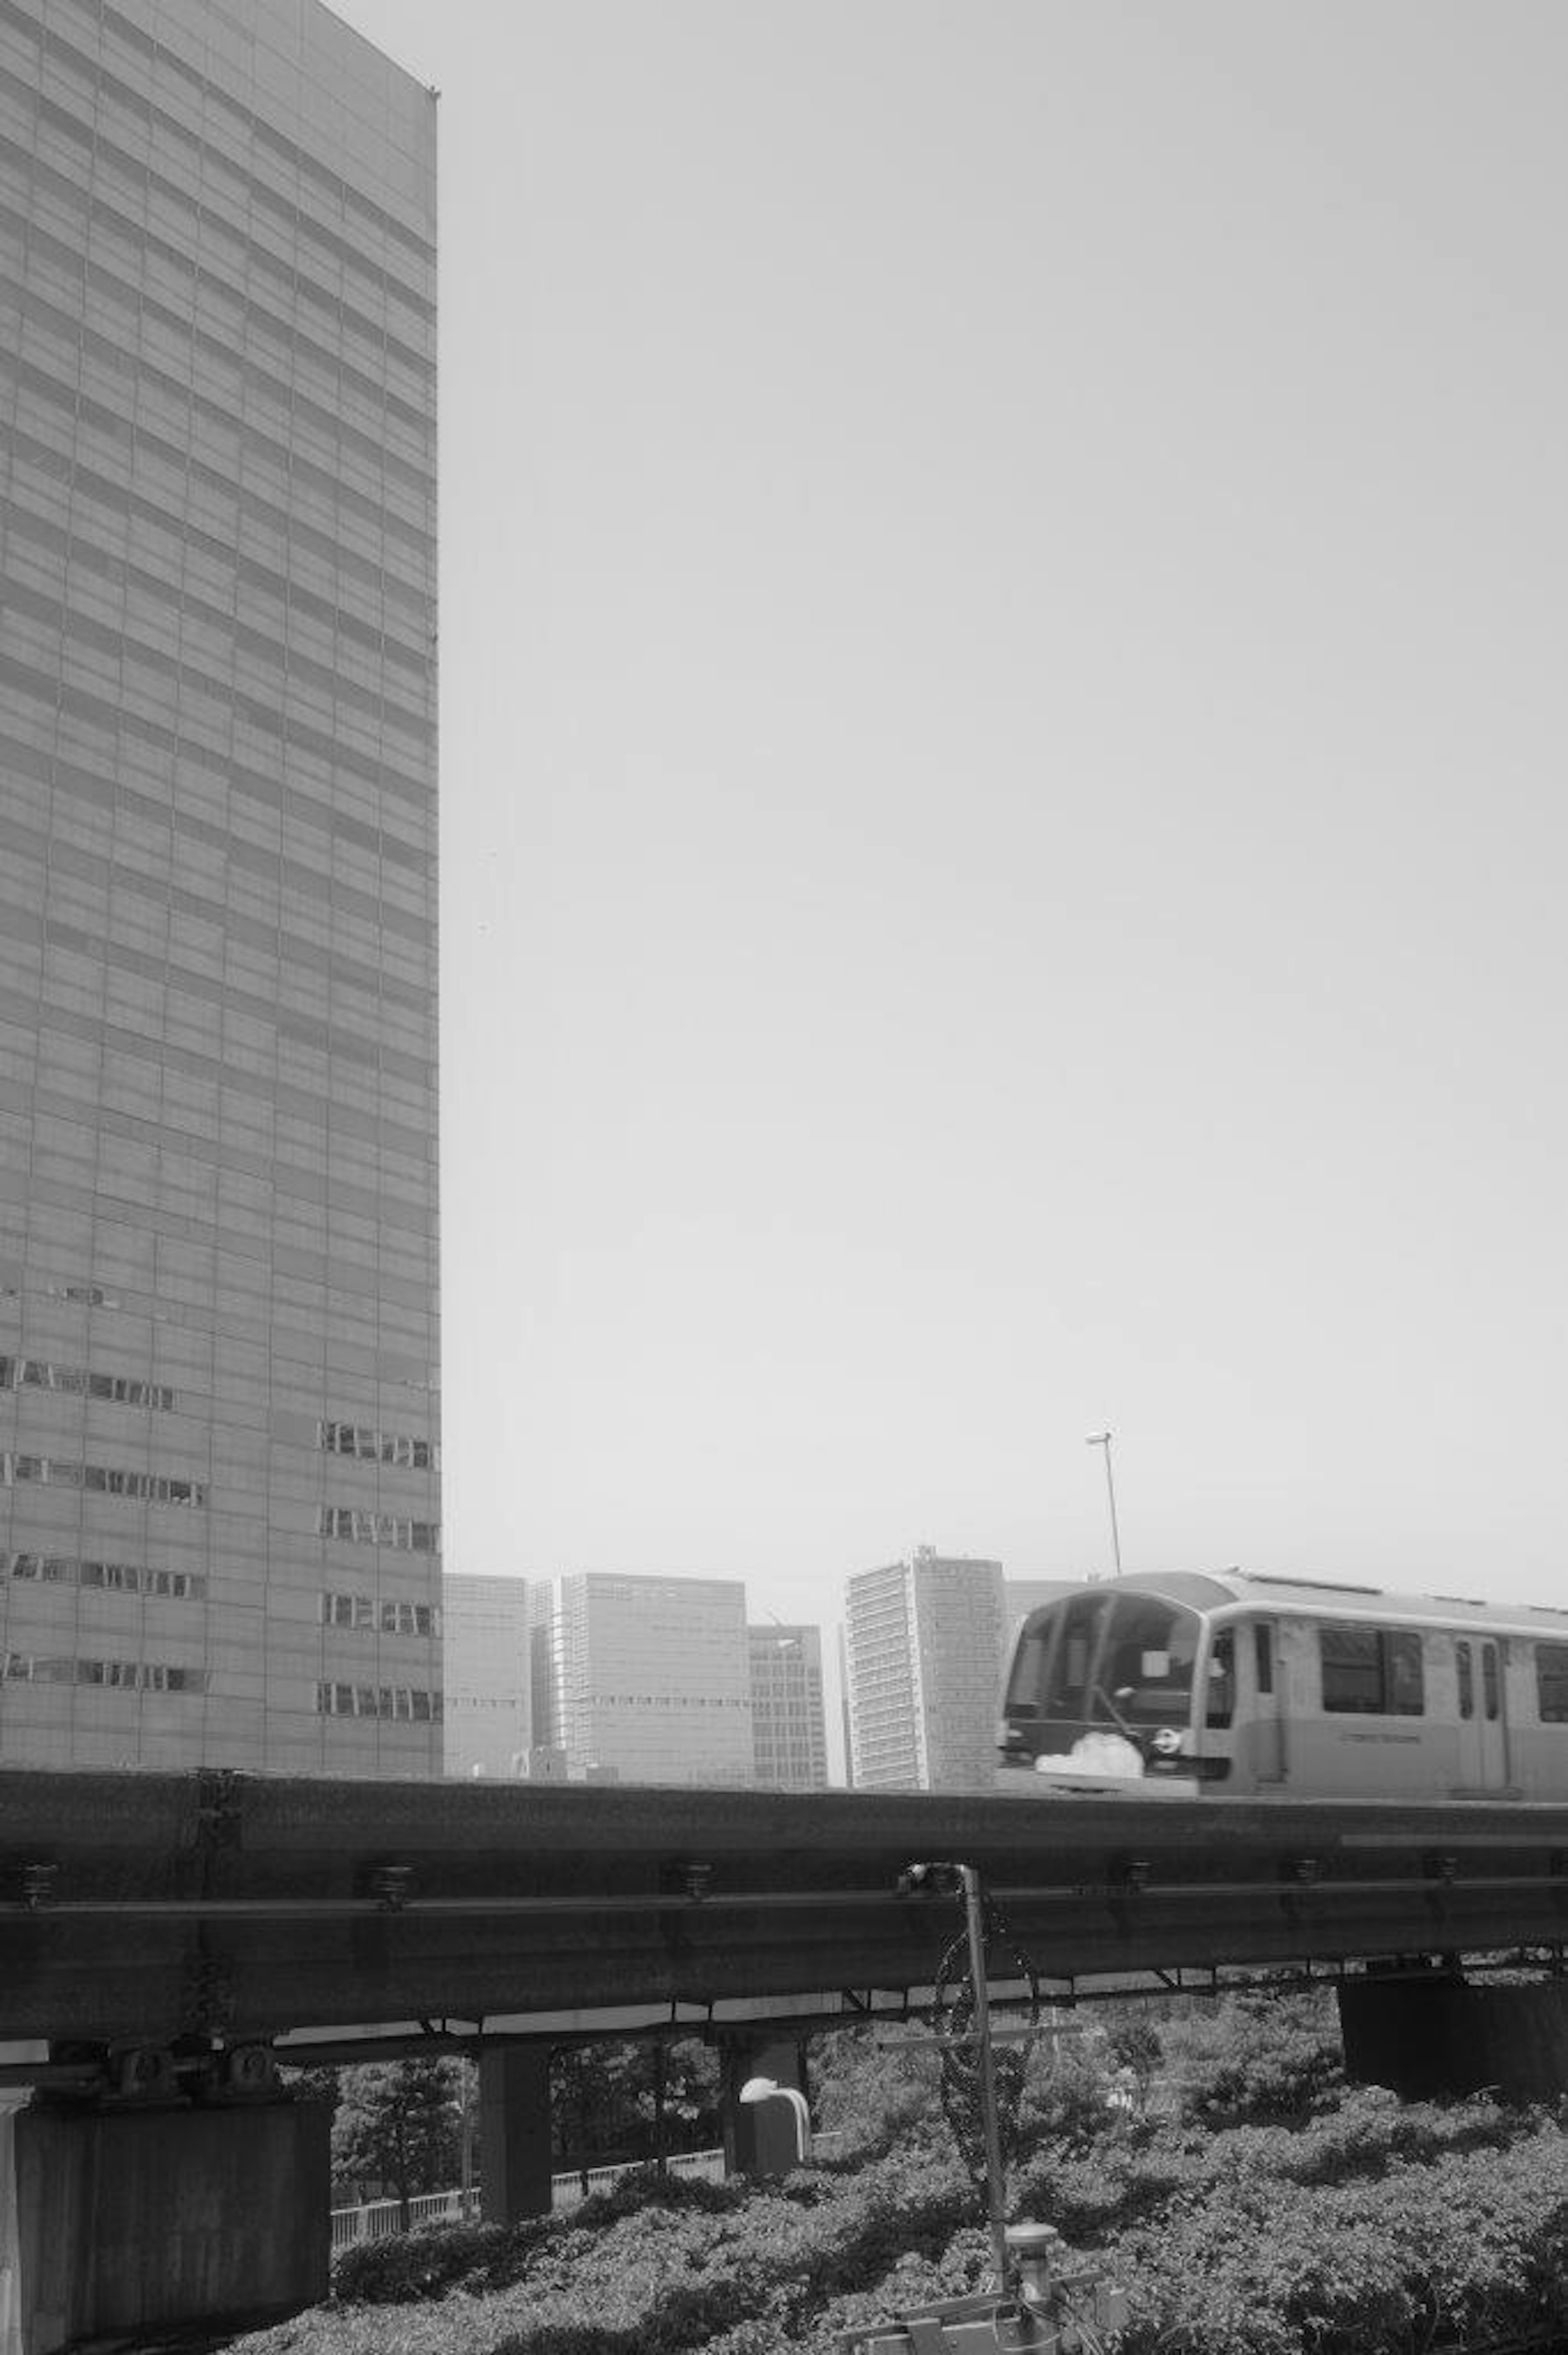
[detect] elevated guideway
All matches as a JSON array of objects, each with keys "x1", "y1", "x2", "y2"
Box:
[
  {"x1": 3, "y1": 1765, "x2": 1568, "y2": 2050},
  {"x1": 7, "y1": 1765, "x2": 1568, "y2": 2350}
]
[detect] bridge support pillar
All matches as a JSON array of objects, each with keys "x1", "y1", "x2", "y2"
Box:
[
  {"x1": 6, "y1": 2092, "x2": 329, "y2": 2354},
  {"x1": 719, "y1": 2035, "x2": 808, "y2": 2180},
  {"x1": 1339, "y1": 1974, "x2": 1568, "y2": 2102},
  {"x1": 479, "y1": 2046, "x2": 554, "y2": 2224}
]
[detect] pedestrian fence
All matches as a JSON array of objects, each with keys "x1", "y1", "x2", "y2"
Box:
[{"x1": 330, "y1": 2146, "x2": 728, "y2": 2254}]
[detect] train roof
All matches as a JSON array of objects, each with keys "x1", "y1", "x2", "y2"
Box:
[{"x1": 1022, "y1": 1569, "x2": 1568, "y2": 1641}]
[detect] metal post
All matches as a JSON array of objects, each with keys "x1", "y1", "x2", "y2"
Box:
[
  {"x1": 1086, "y1": 1431, "x2": 1123, "y2": 1576},
  {"x1": 959, "y1": 1864, "x2": 1010, "y2": 2290}
]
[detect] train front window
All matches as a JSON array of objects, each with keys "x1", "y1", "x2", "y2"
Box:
[
  {"x1": 1003, "y1": 1589, "x2": 1205, "y2": 1749},
  {"x1": 1038, "y1": 1593, "x2": 1112, "y2": 1722},
  {"x1": 1097, "y1": 1597, "x2": 1200, "y2": 1727}
]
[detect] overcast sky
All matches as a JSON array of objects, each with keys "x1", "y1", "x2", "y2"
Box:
[{"x1": 328, "y1": 0, "x2": 1568, "y2": 1650}]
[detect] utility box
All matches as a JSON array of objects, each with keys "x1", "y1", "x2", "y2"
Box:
[{"x1": 836, "y1": 2291, "x2": 1062, "y2": 2355}]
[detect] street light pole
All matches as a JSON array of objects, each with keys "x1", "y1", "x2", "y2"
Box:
[{"x1": 1086, "y1": 1431, "x2": 1123, "y2": 1577}]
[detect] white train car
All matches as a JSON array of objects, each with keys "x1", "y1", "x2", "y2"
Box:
[{"x1": 997, "y1": 1570, "x2": 1568, "y2": 1801}]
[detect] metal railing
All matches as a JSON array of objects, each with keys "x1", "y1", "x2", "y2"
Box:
[{"x1": 330, "y1": 2147, "x2": 728, "y2": 2253}]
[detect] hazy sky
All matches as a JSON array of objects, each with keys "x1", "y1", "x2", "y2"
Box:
[{"x1": 329, "y1": 0, "x2": 1568, "y2": 1644}]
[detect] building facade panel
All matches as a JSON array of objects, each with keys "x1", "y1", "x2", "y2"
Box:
[{"x1": 0, "y1": 0, "x2": 440, "y2": 1773}]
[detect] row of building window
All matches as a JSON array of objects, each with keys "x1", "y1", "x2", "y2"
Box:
[
  {"x1": 318, "y1": 1421, "x2": 433, "y2": 1470},
  {"x1": 0, "y1": 1454, "x2": 206, "y2": 1506},
  {"x1": 318, "y1": 1509, "x2": 439, "y2": 1551},
  {"x1": 585, "y1": 1695, "x2": 749, "y2": 1710},
  {"x1": 2, "y1": 1654, "x2": 207, "y2": 1692},
  {"x1": 3, "y1": 1552, "x2": 205, "y2": 1598},
  {"x1": 0, "y1": 1354, "x2": 175, "y2": 1410},
  {"x1": 314, "y1": 1683, "x2": 443, "y2": 1721},
  {"x1": 320, "y1": 1592, "x2": 439, "y2": 1637}
]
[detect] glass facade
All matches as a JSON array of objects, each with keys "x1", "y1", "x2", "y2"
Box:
[
  {"x1": 748, "y1": 1621, "x2": 828, "y2": 1790},
  {"x1": 441, "y1": 1573, "x2": 530, "y2": 1780},
  {"x1": 534, "y1": 1574, "x2": 756, "y2": 1789},
  {"x1": 0, "y1": 0, "x2": 440, "y2": 1773}
]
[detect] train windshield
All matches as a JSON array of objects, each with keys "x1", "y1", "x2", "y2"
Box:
[{"x1": 1005, "y1": 1590, "x2": 1203, "y2": 1735}]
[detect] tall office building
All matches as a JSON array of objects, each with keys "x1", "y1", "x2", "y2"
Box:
[
  {"x1": 443, "y1": 1575, "x2": 529, "y2": 1779},
  {"x1": 748, "y1": 1621, "x2": 828, "y2": 1790},
  {"x1": 532, "y1": 1574, "x2": 754, "y2": 1787},
  {"x1": 0, "y1": 0, "x2": 441, "y2": 1771},
  {"x1": 844, "y1": 1547, "x2": 1006, "y2": 1792}
]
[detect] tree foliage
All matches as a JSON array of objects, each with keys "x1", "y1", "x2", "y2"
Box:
[{"x1": 330, "y1": 2059, "x2": 472, "y2": 2219}]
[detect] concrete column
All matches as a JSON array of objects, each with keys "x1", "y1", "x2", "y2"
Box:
[
  {"x1": 1, "y1": 2090, "x2": 25, "y2": 2355},
  {"x1": 10, "y1": 2095, "x2": 329, "y2": 2355},
  {"x1": 1339, "y1": 1975, "x2": 1568, "y2": 2102},
  {"x1": 478, "y1": 2046, "x2": 554, "y2": 2225},
  {"x1": 720, "y1": 2036, "x2": 808, "y2": 2180}
]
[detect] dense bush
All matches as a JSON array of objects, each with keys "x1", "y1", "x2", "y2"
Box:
[
  {"x1": 1115, "y1": 2121, "x2": 1568, "y2": 2355},
  {"x1": 235, "y1": 1997, "x2": 1568, "y2": 2355},
  {"x1": 1158, "y1": 1989, "x2": 1344, "y2": 2125}
]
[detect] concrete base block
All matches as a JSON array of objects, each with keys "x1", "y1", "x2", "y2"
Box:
[
  {"x1": 11, "y1": 2098, "x2": 330, "y2": 2354},
  {"x1": 1339, "y1": 1976, "x2": 1568, "y2": 2103}
]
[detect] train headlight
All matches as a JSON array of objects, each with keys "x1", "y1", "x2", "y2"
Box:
[{"x1": 1150, "y1": 1726, "x2": 1183, "y2": 1756}]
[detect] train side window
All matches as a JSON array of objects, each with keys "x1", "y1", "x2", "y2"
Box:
[
  {"x1": 1537, "y1": 1644, "x2": 1568, "y2": 1724},
  {"x1": 1320, "y1": 1625, "x2": 1425, "y2": 1716},
  {"x1": 1320, "y1": 1626, "x2": 1383, "y2": 1713},
  {"x1": 1481, "y1": 1641, "x2": 1500, "y2": 1724},
  {"x1": 1253, "y1": 1622, "x2": 1274, "y2": 1696},
  {"x1": 1457, "y1": 1641, "x2": 1474, "y2": 1722},
  {"x1": 1389, "y1": 1632, "x2": 1424, "y2": 1717}
]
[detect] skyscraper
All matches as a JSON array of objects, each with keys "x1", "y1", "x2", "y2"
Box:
[
  {"x1": 0, "y1": 0, "x2": 441, "y2": 1772},
  {"x1": 443, "y1": 1575, "x2": 529, "y2": 1779},
  {"x1": 532, "y1": 1573, "x2": 754, "y2": 1786},
  {"x1": 844, "y1": 1547, "x2": 1006, "y2": 1791},
  {"x1": 748, "y1": 1621, "x2": 828, "y2": 1790}
]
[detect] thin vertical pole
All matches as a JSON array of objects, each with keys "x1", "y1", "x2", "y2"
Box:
[
  {"x1": 1087, "y1": 1432, "x2": 1123, "y2": 1576},
  {"x1": 960, "y1": 1864, "x2": 1010, "y2": 2290}
]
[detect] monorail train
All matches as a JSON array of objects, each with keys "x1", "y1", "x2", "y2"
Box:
[{"x1": 998, "y1": 1570, "x2": 1568, "y2": 1800}]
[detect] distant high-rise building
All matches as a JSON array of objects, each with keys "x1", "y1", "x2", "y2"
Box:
[
  {"x1": 748, "y1": 1622, "x2": 828, "y2": 1790},
  {"x1": 532, "y1": 1573, "x2": 753, "y2": 1786},
  {"x1": 442, "y1": 1576, "x2": 529, "y2": 1777},
  {"x1": 0, "y1": 0, "x2": 440, "y2": 1771},
  {"x1": 844, "y1": 1547, "x2": 1006, "y2": 1791}
]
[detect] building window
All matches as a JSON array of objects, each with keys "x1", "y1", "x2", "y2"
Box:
[
  {"x1": 319, "y1": 1508, "x2": 439, "y2": 1551},
  {"x1": 0, "y1": 1357, "x2": 175, "y2": 1410},
  {"x1": 1319, "y1": 1626, "x2": 1424, "y2": 1716},
  {"x1": 3, "y1": 1554, "x2": 204, "y2": 1599},
  {"x1": 2, "y1": 1654, "x2": 206, "y2": 1693},
  {"x1": 318, "y1": 1420, "x2": 434, "y2": 1469},
  {"x1": 1, "y1": 1456, "x2": 206, "y2": 1507},
  {"x1": 314, "y1": 1682, "x2": 443, "y2": 1721},
  {"x1": 321, "y1": 1591, "x2": 438, "y2": 1636}
]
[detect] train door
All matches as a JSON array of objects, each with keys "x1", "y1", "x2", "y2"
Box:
[
  {"x1": 1247, "y1": 1619, "x2": 1285, "y2": 1784},
  {"x1": 1454, "y1": 1636, "x2": 1509, "y2": 1789}
]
